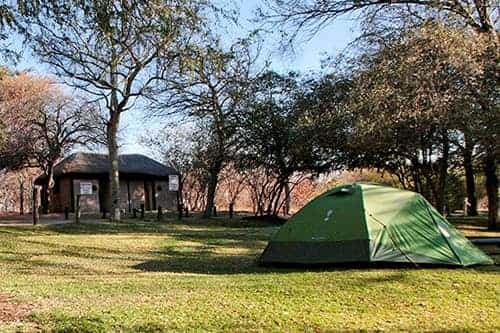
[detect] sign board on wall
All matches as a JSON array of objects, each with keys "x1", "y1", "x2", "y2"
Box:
[
  {"x1": 169, "y1": 175, "x2": 179, "y2": 191},
  {"x1": 80, "y1": 182, "x2": 93, "y2": 195}
]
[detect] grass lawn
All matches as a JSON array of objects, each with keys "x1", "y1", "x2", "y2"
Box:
[{"x1": 0, "y1": 216, "x2": 499, "y2": 332}]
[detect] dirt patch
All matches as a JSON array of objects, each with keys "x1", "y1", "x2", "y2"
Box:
[{"x1": 0, "y1": 294, "x2": 32, "y2": 323}]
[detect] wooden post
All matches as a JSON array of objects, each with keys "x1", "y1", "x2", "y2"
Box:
[
  {"x1": 184, "y1": 206, "x2": 188, "y2": 218},
  {"x1": 178, "y1": 202, "x2": 183, "y2": 220},
  {"x1": 133, "y1": 208, "x2": 137, "y2": 218},
  {"x1": 32, "y1": 186, "x2": 40, "y2": 225},
  {"x1": 140, "y1": 203, "x2": 145, "y2": 219},
  {"x1": 75, "y1": 194, "x2": 81, "y2": 223},
  {"x1": 157, "y1": 206, "x2": 162, "y2": 222},
  {"x1": 64, "y1": 207, "x2": 69, "y2": 220},
  {"x1": 20, "y1": 182, "x2": 24, "y2": 216}
]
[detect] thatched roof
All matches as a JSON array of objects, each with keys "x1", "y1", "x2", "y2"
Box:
[{"x1": 44, "y1": 153, "x2": 178, "y2": 179}]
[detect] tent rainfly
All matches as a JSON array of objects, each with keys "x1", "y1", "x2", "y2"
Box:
[{"x1": 260, "y1": 183, "x2": 494, "y2": 267}]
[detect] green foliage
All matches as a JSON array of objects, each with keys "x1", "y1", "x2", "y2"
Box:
[
  {"x1": 236, "y1": 71, "x2": 353, "y2": 215},
  {"x1": 444, "y1": 171, "x2": 467, "y2": 212},
  {"x1": 340, "y1": 23, "x2": 497, "y2": 212},
  {"x1": 240, "y1": 71, "x2": 350, "y2": 176}
]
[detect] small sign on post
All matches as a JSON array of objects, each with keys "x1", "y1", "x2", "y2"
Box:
[
  {"x1": 169, "y1": 175, "x2": 179, "y2": 192},
  {"x1": 76, "y1": 182, "x2": 93, "y2": 223},
  {"x1": 80, "y1": 182, "x2": 93, "y2": 195}
]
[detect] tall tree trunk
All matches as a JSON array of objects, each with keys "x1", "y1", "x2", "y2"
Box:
[
  {"x1": 19, "y1": 181, "x2": 24, "y2": 215},
  {"x1": 271, "y1": 180, "x2": 285, "y2": 216},
  {"x1": 463, "y1": 133, "x2": 478, "y2": 216},
  {"x1": 480, "y1": 29, "x2": 499, "y2": 229},
  {"x1": 250, "y1": 194, "x2": 257, "y2": 215},
  {"x1": 436, "y1": 131, "x2": 449, "y2": 214},
  {"x1": 42, "y1": 162, "x2": 55, "y2": 214},
  {"x1": 484, "y1": 148, "x2": 498, "y2": 230},
  {"x1": 107, "y1": 113, "x2": 121, "y2": 221},
  {"x1": 178, "y1": 177, "x2": 184, "y2": 208},
  {"x1": 32, "y1": 186, "x2": 40, "y2": 225},
  {"x1": 203, "y1": 158, "x2": 223, "y2": 218},
  {"x1": 266, "y1": 180, "x2": 281, "y2": 216},
  {"x1": 283, "y1": 181, "x2": 291, "y2": 215},
  {"x1": 194, "y1": 186, "x2": 202, "y2": 211}
]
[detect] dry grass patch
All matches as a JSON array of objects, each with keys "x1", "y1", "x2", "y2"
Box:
[{"x1": 0, "y1": 294, "x2": 32, "y2": 324}]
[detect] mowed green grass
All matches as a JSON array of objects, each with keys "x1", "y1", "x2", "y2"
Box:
[{"x1": 0, "y1": 218, "x2": 499, "y2": 332}]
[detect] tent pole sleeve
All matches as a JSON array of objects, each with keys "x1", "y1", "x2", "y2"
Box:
[
  {"x1": 424, "y1": 203, "x2": 463, "y2": 266},
  {"x1": 368, "y1": 213, "x2": 418, "y2": 267}
]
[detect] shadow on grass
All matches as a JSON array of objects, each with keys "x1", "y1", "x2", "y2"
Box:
[
  {"x1": 133, "y1": 245, "x2": 284, "y2": 274},
  {"x1": 132, "y1": 243, "x2": 490, "y2": 276},
  {"x1": 0, "y1": 220, "x2": 278, "y2": 275},
  {"x1": 133, "y1": 253, "x2": 499, "y2": 275},
  {"x1": 32, "y1": 312, "x2": 184, "y2": 333},
  {"x1": 167, "y1": 228, "x2": 272, "y2": 244},
  {"x1": 134, "y1": 245, "x2": 413, "y2": 275},
  {"x1": 31, "y1": 313, "x2": 106, "y2": 333},
  {"x1": 42, "y1": 218, "x2": 279, "y2": 235},
  {"x1": 30, "y1": 314, "x2": 489, "y2": 333},
  {"x1": 44, "y1": 220, "x2": 171, "y2": 235},
  {"x1": 132, "y1": 240, "x2": 500, "y2": 275},
  {"x1": 42, "y1": 221, "x2": 276, "y2": 253},
  {"x1": 3, "y1": 219, "x2": 497, "y2": 276}
]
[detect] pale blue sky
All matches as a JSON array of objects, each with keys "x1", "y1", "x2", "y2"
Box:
[{"x1": 9, "y1": 1, "x2": 358, "y2": 155}]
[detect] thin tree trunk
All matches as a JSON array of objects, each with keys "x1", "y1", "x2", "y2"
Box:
[
  {"x1": 411, "y1": 155, "x2": 422, "y2": 194},
  {"x1": 463, "y1": 133, "x2": 478, "y2": 216},
  {"x1": 107, "y1": 114, "x2": 121, "y2": 221},
  {"x1": 266, "y1": 180, "x2": 280, "y2": 216},
  {"x1": 273, "y1": 175, "x2": 291, "y2": 216},
  {"x1": 250, "y1": 193, "x2": 257, "y2": 215},
  {"x1": 436, "y1": 131, "x2": 449, "y2": 214},
  {"x1": 484, "y1": 149, "x2": 498, "y2": 230},
  {"x1": 203, "y1": 158, "x2": 222, "y2": 218},
  {"x1": 19, "y1": 181, "x2": 24, "y2": 215},
  {"x1": 178, "y1": 177, "x2": 184, "y2": 208},
  {"x1": 266, "y1": 191, "x2": 274, "y2": 216},
  {"x1": 284, "y1": 181, "x2": 291, "y2": 215},
  {"x1": 42, "y1": 163, "x2": 55, "y2": 214},
  {"x1": 193, "y1": 187, "x2": 201, "y2": 211},
  {"x1": 32, "y1": 186, "x2": 40, "y2": 225},
  {"x1": 272, "y1": 181, "x2": 285, "y2": 216}
]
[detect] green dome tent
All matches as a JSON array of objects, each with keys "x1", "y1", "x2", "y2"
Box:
[{"x1": 260, "y1": 183, "x2": 493, "y2": 267}]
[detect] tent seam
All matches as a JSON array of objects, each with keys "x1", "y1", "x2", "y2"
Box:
[
  {"x1": 368, "y1": 213, "x2": 418, "y2": 267},
  {"x1": 359, "y1": 184, "x2": 372, "y2": 262},
  {"x1": 423, "y1": 200, "x2": 463, "y2": 266}
]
